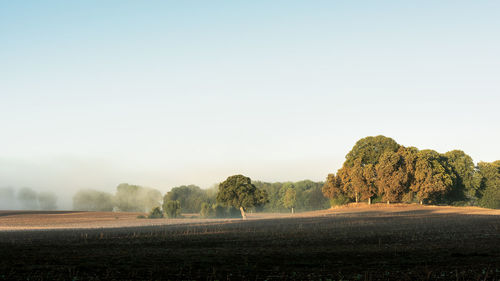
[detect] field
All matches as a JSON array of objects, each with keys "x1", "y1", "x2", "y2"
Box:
[{"x1": 1, "y1": 204, "x2": 500, "y2": 280}]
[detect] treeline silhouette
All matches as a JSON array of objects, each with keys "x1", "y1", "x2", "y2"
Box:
[{"x1": 322, "y1": 135, "x2": 500, "y2": 208}]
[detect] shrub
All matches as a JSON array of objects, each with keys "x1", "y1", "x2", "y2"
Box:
[
  {"x1": 164, "y1": 200, "x2": 181, "y2": 218},
  {"x1": 213, "y1": 204, "x2": 226, "y2": 218},
  {"x1": 329, "y1": 194, "x2": 351, "y2": 207},
  {"x1": 147, "y1": 207, "x2": 164, "y2": 219},
  {"x1": 200, "y1": 203, "x2": 214, "y2": 218},
  {"x1": 227, "y1": 206, "x2": 242, "y2": 218}
]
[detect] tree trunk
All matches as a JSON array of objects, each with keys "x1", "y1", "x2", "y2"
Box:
[
  {"x1": 420, "y1": 200, "x2": 423, "y2": 205},
  {"x1": 368, "y1": 198, "x2": 371, "y2": 205},
  {"x1": 355, "y1": 194, "x2": 359, "y2": 203},
  {"x1": 387, "y1": 200, "x2": 390, "y2": 205},
  {"x1": 291, "y1": 207, "x2": 294, "y2": 214},
  {"x1": 239, "y1": 207, "x2": 247, "y2": 220}
]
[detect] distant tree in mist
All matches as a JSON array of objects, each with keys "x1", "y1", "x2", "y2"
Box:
[
  {"x1": 17, "y1": 187, "x2": 38, "y2": 210},
  {"x1": 164, "y1": 185, "x2": 208, "y2": 213},
  {"x1": 147, "y1": 206, "x2": 164, "y2": 218},
  {"x1": 38, "y1": 191, "x2": 58, "y2": 210},
  {"x1": 0, "y1": 187, "x2": 16, "y2": 209},
  {"x1": 163, "y1": 200, "x2": 181, "y2": 218},
  {"x1": 73, "y1": 189, "x2": 114, "y2": 211},
  {"x1": 115, "y1": 183, "x2": 162, "y2": 212}
]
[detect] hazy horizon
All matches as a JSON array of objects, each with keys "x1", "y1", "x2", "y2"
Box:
[{"x1": 1, "y1": 1, "x2": 499, "y2": 209}]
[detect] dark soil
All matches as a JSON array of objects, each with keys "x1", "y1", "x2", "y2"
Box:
[{"x1": 1, "y1": 209, "x2": 500, "y2": 280}]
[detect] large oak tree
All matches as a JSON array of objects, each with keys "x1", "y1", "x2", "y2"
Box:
[{"x1": 216, "y1": 175, "x2": 268, "y2": 219}]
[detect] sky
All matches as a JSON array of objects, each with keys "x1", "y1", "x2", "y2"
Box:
[{"x1": 1, "y1": 1, "x2": 499, "y2": 208}]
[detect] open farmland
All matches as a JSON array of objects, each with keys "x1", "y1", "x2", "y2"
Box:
[{"x1": 1, "y1": 204, "x2": 500, "y2": 280}]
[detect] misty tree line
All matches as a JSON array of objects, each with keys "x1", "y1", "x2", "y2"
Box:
[
  {"x1": 322, "y1": 135, "x2": 500, "y2": 209},
  {"x1": 0, "y1": 187, "x2": 58, "y2": 210},
  {"x1": 73, "y1": 183, "x2": 163, "y2": 212},
  {"x1": 72, "y1": 179, "x2": 328, "y2": 215}
]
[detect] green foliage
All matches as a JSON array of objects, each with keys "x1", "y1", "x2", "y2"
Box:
[
  {"x1": 200, "y1": 202, "x2": 215, "y2": 218},
  {"x1": 164, "y1": 185, "x2": 213, "y2": 213},
  {"x1": 216, "y1": 175, "x2": 268, "y2": 211},
  {"x1": 73, "y1": 189, "x2": 114, "y2": 211},
  {"x1": 282, "y1": 188, "x2": 297, "y2": 212},
  {"x1": 477, "y1": 161, "x2": 500, "y2": 209},
  {"x1": 213, "y1": 204, "x2": 226, "y2": 218},
  {"x1": 410, "y1": 150, "x2": 455, "y2": 203},
  {"x1": 329, "y1": 194, "x2": 351, "y2": 207},
  {"x1": 444, "y1": 150, "x2": 478, "y2": 203},
  {"x1": 227, "y1": 206, "x2": 241, "y2": 218},
  {"x1": 163, "y1": 200, "x2": 181, "y2": 218},
  {"x1": 344, "y1": 135, "x2": 400, "y2": 167},
  {"x1": 147, "y1": 207, "x2": 164, "y2": 219},
  {"x1": 199, "y1": 203, "x2": 242, "y2": 218},
  {"x1": 256, "y1": 180, "x2": 328, "y2": 212}
]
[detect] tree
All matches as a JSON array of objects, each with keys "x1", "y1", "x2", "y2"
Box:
[
  {"x1": 410, "y1": 150, "x2": 455, "y2": 204},
  {"x1": 344, "y1": 135, "x2": 400, "y2": 167},
  {"x1": 115, "y1": 183, "x2": 162, "y2": 212},
  {"x1": 282, "y1": 188, "x2": 297, "y2": 213},
  {"x1": 200, "y1": 202, "x2": 214, "y2": 218},
  {"x1": 17, "y1": 187, "x2": 38, "y2": 210},
  {"x1": 164, "y1": 185, "x2": 208, "y2": 213},
  {"x1": 163, "y1": 200, "x2": 181, "y2": 218},
  {"x1": 444, "y1": 150, "x2": 478, "y2": 203},
  {"x1": 375, "y1": 149, "x2": 410, "y2": 204},
  {"x1": 322, "y1": 173, "x2": 350, "y2": 206},
  {"x1": 322, "y1": 174, "x2": 343, "y2": 199},
  {"x1": 216, "y1": 175, "x2": 268, "y2": 219},
  {"x1": 477, "y1": 161, "x2": 500, "y2": 209},
  {"x1": 148, "y1": 207, "x2": 164, "y2": 218},
  {"x1": 73, "y1": 189, "x2": 114, "y2": 211},
  {"x1": 38, "y1": 191, "x2": 58, "y2": 210},
  {"x1": 0, "y1": 187, "x2": 16, "y2": 209}
]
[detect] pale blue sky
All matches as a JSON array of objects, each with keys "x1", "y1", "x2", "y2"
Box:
[{"x1": 1, "y1": 1, "x2": 499, "y2": 207}]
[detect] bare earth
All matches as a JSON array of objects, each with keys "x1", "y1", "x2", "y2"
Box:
[
  {"x1": 1, "y1": 204, "x2": 500, "y2": 280},
  {"x1": 2, "y1": 204, "x2": 499, "y2": 231}
]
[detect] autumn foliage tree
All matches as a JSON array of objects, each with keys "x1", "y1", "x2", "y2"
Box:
[
  {"x1": 321, "y1": 135, "x2": 497, "y2": 207},
  {"x1": 375, "y1": 149, "x2": 411, "y2": 204},
  {"x1": 410, "y1": 150, "x2": 455, "y2": 204}
]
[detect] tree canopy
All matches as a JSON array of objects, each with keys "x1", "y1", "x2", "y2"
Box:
[
  {"x1": 163, "y1": 185, "x2": 212, "y2": 213},
  {"x1": 344, "y1": 135, "x2": 400, "y2": 167},
  {"x1": 216, "y1": 175, "x2": 268, "y2": 219},
  {"x1": 323, "y1": 135, "x2": 499, "y2": 208}
]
